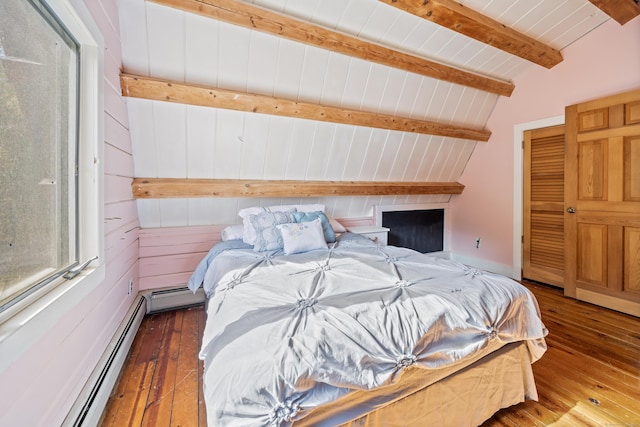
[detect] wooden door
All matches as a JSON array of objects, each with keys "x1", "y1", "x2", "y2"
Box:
[
  {"x1": 523, "y1": 125, "x2": 565, "y2": 287},
  {"x1": 565, "y1": 89, "x2": 640, "y2": 317}
]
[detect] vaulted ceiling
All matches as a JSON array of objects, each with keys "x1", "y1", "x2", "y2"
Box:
[{"x1": 117, "y1": 0, "x2": 635, "y2": 225}]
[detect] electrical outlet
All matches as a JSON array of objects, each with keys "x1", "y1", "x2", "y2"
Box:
[
  {"x1": 128, "y1": 279, "x2": 133, "y2": 295},
  {"x1": 475, "y1": 237, "x2": 481, "y2": 249}
]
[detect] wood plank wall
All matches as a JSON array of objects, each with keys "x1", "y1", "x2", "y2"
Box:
[
  {"x1": 139, "y1": 218, "x2": 372, "y2": 290},
  {"x1": 0, "y1": 1, "x2": 143, "y2": 425}
]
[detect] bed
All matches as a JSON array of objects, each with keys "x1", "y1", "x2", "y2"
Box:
[{"x1": 188, "y1": 207, "x2": 547, "y2": 427}]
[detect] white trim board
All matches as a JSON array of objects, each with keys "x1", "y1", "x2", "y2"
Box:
[{"x1": 512, "y1": 115, "x2": 564, "y2": 280}]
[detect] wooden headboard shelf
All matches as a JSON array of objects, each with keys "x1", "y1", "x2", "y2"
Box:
[{"x1": 132, "y1": 178, "x2": 465, "y2": 199}]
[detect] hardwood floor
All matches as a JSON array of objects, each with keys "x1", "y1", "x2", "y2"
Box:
[
  {"x1": 100, "y1": 281, "x2": 640, "y2": 427},
  {"x1": 99, "y1": 304, "x2": 207, "y2": 427}
]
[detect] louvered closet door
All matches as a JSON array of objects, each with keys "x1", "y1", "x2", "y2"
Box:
[
  {"x1": 523, "y1": 125, "x2": 565, "y2": 288},
  {"x1": 565, "y1": 89, "x2": 640, "y2": 317}
]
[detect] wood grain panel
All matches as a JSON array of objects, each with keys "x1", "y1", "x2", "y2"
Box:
[
  {"x1": 132, "y1": 178, "x2": 465, "y2": 199},
  {"x1": 625, "y1": 227, "x2": 640, "y2": 293},
  {"x1": 624, "y1": 135, "x2": 640, "y2": 201},
  {"x1": 567, "y1": 90, "x2": 640, "y2": 313},
  {"x1": 120, "y1": 74, "x2": 492, "y2": 141},
  {"x1": 587, "y1": 0, "x2": 640, "y2": 25},
  {"x1": 578, "y1": 108, "x2": 608, "y2": 132},
  {"x1": 578, "y1": 140, "x2": 607, "y2": 200},
  {"x1": 625, "y1": 101, "x2": 640, "y2": 125},
  {"x1": 577, "y1": 223, "x2": 607, "y2": 287}
]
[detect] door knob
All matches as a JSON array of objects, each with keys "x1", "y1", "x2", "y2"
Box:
[{"x1": 566, "y1": 207, "x2": 576, "y2": 214}]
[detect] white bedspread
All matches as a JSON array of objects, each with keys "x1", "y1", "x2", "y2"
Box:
[{"x1": 191, "y1": 235, "x2": 547, "y2": 427}]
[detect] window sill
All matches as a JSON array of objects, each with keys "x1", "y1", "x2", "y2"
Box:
[{"x1": 0, "y1": 263, "x2": 105, "y2": 375}]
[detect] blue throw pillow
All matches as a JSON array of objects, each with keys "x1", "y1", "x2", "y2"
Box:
[{"x1": 292, "y1": 211, "x2": 336, "y2": 243}]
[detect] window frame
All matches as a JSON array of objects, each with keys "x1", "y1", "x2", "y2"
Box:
[{"x1": 0, "y1": 0, "x2": 104, "y2": 370}]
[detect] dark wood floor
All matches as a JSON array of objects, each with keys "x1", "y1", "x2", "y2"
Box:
[{"x1": 100, "y1": 281, "x2": 640, "y2": 426}]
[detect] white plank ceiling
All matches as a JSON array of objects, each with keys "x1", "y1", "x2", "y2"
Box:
[{"x1": 117, "y1": 0, "x2": 609, "y2": 226}]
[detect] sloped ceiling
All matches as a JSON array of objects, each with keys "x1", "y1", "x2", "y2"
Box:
[{"x1": 118, "y1": 0, "x2": 612, "y2": 226}]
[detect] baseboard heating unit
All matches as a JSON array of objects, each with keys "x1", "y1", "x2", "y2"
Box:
[
  {"x1": 63, "y1": 285, "x2": 205, "y2": 426},
  {"x1": 63, "y1": 296, "x2": 146, "y2": 427}
]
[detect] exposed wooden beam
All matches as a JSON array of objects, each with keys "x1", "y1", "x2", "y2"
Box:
[
  {"x1": 120, "y1": 74, "x2": 492, "y2": 141},
  {"x1": 132, "y1": 178, "x2": 465, "y2": 198},
  {"x1": 149, "y1": 0, "x2": 514, "y2": 97},
  {"x1": 380, "y1": 0, "x2": 563, "y2": 69},
  {"x1": 587, "y1": 0, "x2": 640, "y2": 25}
]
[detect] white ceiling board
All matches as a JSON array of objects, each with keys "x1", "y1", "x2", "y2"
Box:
[
  {"x1": 360, "y1": 65, "x2": 392, "y2": 112},
  {"x1": 245, "y1": 33, "x2": 279, "y2": 95},
  {"x1": 159, "y1": 198, "x2": 189, "y2": 227},
  {"x1": 376, "y1": 68, "x2": 405, "y2": 114},
  {"x1": 273, "y1": 38, "x2": 307, "y2": 99},
  {"x1": 213, "y1": 110, "x2": 245, "y2": 178},
  {"x1": 284, "y1": 121, "x2": 316, "y2": 179},
  {"x1": 377, "y1": 132, "x2": 404, "y2": 180},
  {"x1": 403, "y1": 137, "x2": 431, "y2": 181},
  {"x1": 430, "y1": 143, "x2": 456, "y2": 181},
  {"x1": 319, "y1": 53, "x2": 351, "y2": 105},
  {"x1": 324, "y1": 125, "x2": 356, "y2": 180},
  {"x1": 415, "y1": 139, "x2": 444, "y2": 181},
  {"x1": 342, "y1": 128, "x2": 374, "y2": 181},
  {"x1": 184, "y1": 14, "x2": 220, "y2": 87},
  {"x1": 217, "y1": 24, "x2": 252, "y2": 92},
  {"x1": 146, "y1": 2, "x2": 185, "y2": 80},
  {"x1": 357, "y1": 2, "x2": 399, "y2": 42},
  {"x1": 340, "y1": 59, "x2": 373, "y2": 110},
  {"x1": 127, "y1": 98, "x2": 157, "y2": 177},
  {"x1": 306, "y1": 0, "x2": 347, "y2": 28},
  {"x1": 262, "y1": 116, "x2": 294, "y2": 179},
  {"x1": 239, "y1": 114, "x2": 271, "y2": 179},
  {"x1": 304, "y1": 122, "x2": 336, "y2": 180},
  {"x1": 186, "y1": 198, "x2": 217, "y2": 226},
  {"x1": 358, "y1": 131, "x2": 386, "y2": 181},
  {"x1": 186, "y1": 105, "x2": 217, "y2": 179},
  {"x1": 447, "y1": 140, "x2": 476, "y2": 182},
  {"x1": 136, "y1": 199, "x2": 162, "y2": 228},
  {"x1": 153, "y1": 102, "x2": 187, "y2": 178},
  {"x1": 297, "y1": 48, "x2": 331, "y2": 104},
  {"x1": 118, "y1": 0, "x2": 149, "y2": 76},
  {"x1": 388, "y1": 134, "x2": 418, "y2": 181},
  {"x1": 118, "y1": 0, "x2": 614, "y2": 226},
  {"x1": 335, "y1": 0, "x2": 379, "y2": 35}
]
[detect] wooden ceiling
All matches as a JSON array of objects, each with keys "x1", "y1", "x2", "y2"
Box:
[
  {"x1": 121, "y1": 0, "x2": 635, "y2": 142},
  {"x1": 118, "y1": 0, "x2": 629, "y2": 205}
]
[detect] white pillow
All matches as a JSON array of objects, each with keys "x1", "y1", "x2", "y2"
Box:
[
  {"x1": 238, "y1": 204, "x2": 325, "y2": 244},
  {"x1": 221, "y1": 224, "x2": 244, "y2": 241},
  {"x1": 277, "y1": 218, "x2": 328, "y2": 255},
  {"x1": 329, "y1": 218, "x2": 346, "y2": 233},
  {"x1": 251, "y1": 211, "x2": 298, "y2": 252}
]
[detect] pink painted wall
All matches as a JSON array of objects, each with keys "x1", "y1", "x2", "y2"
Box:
[
  {"x1": 449, "y1": 17, "x2": 640, "y2": 273},
  {"x1": 0, "y1": 0, "x2": 139, "y2": 425}
]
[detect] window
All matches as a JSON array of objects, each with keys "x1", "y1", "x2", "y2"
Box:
[{"x1": 0, "y1": 0, "x2": 102, "y2": 315}]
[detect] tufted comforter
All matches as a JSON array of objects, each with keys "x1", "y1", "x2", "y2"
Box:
[{"x1": 189, "y1": 234, "x2": 547, "y2": 427}]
